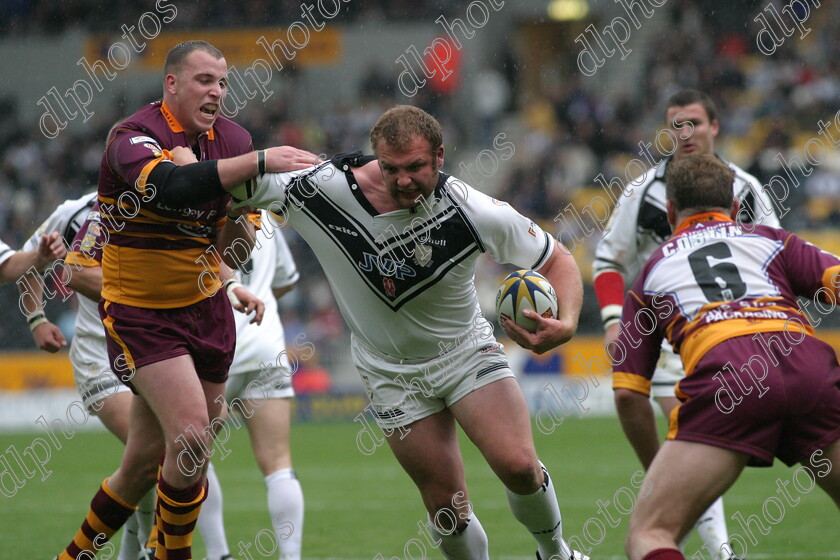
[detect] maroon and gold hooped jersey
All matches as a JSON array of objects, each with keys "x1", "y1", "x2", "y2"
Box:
[
  {"x1": 97, "y1": 100, "x2": 252, "y2": 308},
  {"x1": 612, "y1": 212, "x2": 840, "y2": 396}
]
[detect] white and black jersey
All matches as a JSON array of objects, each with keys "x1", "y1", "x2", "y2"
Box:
[
  {"x1": 237, "y1": 152, "x2": 554, "y2": 360},
  {"x1": 23, "y1": 192, "x2": 100, "y2": 347},
  {"x1": 593, "y1": 155, "x2": 780, "y2": 283},
  {"x1": 0, "y1": 237, "x2": 13, "y2": 268},
  {"x1": 229, "y1": 210, "x2": 299, "y2": 375}
]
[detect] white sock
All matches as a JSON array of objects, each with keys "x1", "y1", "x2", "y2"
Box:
[
  {"x1": 118, "y1": 513, "x2": 141, "y2": 560},
  {"x1": 505, "y1": 463, "x2": 572, "y2": 560},
  {"x1": 136, "y1": 488, "x2": 155, "y2": 548},
  {"x1": 197, "y1": 462, "x2": 230, "y2": 559},
  {"x1": 265, "y1": 468, "x2": 304, "y2": 560},
  {"x1": 118, "y1": 489, "x2": 155, "y2": 559},
  {"x1": 428, "y1": 511, "x2": 489, "y2": 560},
  {"x1": 695, "y1": 497, "x2": 731, "y2": 560}
]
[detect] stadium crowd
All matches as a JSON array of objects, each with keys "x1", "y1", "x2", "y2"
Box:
[{"x1": 2, "y1": 0, "x2": 840, "y2": 357}]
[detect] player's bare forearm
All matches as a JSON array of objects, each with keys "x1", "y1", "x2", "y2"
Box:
[
  {"x1": 217, "y1": 214, "x2": 256, "y2": 269},
  {"x1": 615, "y1": 388, "x2": 661, "y2": 469},
  {"x1": 1, "y1": 233, "x2": 65, "y2": 283},
  {"x1": 504, "y1": 242, "x2": 583, "y2": 354},
  {"x1": 64, "y1": 264, "x2": 103, "y2": 302},
  {"x1": 216, "y1": 146, "x2": 320, "y2": 190},
  {"x1": 17, "y1": 268, "x2": 45, "y2": 315},
  {"x1": 537, "y1": 241, "x2": 583, "y2": 335}
]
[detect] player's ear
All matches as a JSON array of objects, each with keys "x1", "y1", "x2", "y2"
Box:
[
  {"x1": 710, "y1": 118, "x2": 720, "y2": 138},
  {"x1": 436, "y1": 145, "x2": 444, "y2": 168},
  {"x1": 164, "y1": 73, "x2": 177, "y2": 95}
]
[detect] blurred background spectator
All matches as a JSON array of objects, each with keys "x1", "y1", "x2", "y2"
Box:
[{"x1": 2, "y1": 0, "x2": 838, "y2": 378}]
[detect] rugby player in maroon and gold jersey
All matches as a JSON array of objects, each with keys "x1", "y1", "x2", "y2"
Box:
[
  {"x1": 611, "y1": 155, "x2": 840, "y2": 560},
  {"x1": 56, "y1": 40, "x2": 318, "y2": 560}
]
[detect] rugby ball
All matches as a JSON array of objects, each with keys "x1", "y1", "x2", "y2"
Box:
[{"x1": 495, "y1": 270, "x2": 559, "y2": 333}]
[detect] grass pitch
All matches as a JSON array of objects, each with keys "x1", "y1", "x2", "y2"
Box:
[{"x1": 2, "y1": 417, "x2": 837, "y2": 559}]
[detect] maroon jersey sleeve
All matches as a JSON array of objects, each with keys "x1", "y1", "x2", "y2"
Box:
[
  {"x1": 106, "y1": 130, "x2": 175, "y2": 208},
  {"x1": 610, "y1": 273, "x2": 666, "y2": 396},
  {"x1": 66, "y1": 204, "x2": 103, "y2": 268},
  {"x1": 778, "y1": 231, "x2": 840, "y2": 301}
]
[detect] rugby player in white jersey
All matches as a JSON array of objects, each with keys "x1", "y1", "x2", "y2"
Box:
[
  {"x1": 166, "y1": 105, "x2": 588, "y2": 559},
  {"x1": 593, "y1": 89, "x2": 780, "y2": 559},
  {"x1": 23, "y1": 191, "x2": 250, "y2": 560}
]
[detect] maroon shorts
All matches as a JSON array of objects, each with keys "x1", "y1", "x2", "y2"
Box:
[
  {"x1": 671, "y1": 332, "x2": 840, "y2": 467},
  {"x1": 99, "y1": 291, "x2": 235, "y2": 389}
]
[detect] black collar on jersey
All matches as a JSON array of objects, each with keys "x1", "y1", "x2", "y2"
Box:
[
  {"x1": 333, "y1": 150, "x2": 380, "y2": 216},
  {"x1": 332, "y1": 150, "x2": 449, "y2": 217},
  {"x1": 331, "y1": 150, "x2": 376, "y2": 169}
]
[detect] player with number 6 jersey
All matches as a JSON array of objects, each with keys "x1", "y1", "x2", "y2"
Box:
[
  {"x1": 594, "y1": 89, "x2": 780, "y2": 559},
  {"x1": 612, "y1": 154, "x2": 840, "y2": 560}
]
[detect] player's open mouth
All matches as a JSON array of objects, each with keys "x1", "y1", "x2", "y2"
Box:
[{"x1": 200, "y1": 104, "x2": 218, "y2": 118}]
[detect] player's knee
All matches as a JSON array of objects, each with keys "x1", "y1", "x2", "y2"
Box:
[
  {"x1": 170, "y1": 418, "x2": 214, "y2": 460},
  {"x1": 498, "y1": 454, "x2": 541, "y2": 494}
]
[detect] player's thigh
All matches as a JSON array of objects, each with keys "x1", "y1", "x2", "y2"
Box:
[
  {"x1": 242, "y1": 397, "x2": 293, "y2": 475},
  {"x1": 131, "y1": 355, "x2": 212, "y2": 440},
  {"x1": 386, "y1": 407, "x2": 467, "y2": 512},
  {"x1": 630, "y1": 440, "x2": 748, "y2": 541},
  {"x1": 449, "y1": 377, "x2": 539, "y2": 482},
  {"x1": 804, "y1": 438, "x2": 840, "y2": 508}
]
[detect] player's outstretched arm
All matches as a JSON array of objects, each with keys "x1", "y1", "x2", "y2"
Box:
[
  {"x1": 502, "y1": 241, "x2": 582, "y2": 354},
  {"x1": 0, "y1": 232, "x2": 66, "y2": 283},
  {"x1": 614, "y1": 388, "x2": 660, "y2": 470},
  {"x1": 152, "y1": 146, "x2": 320, "y2": 209}
]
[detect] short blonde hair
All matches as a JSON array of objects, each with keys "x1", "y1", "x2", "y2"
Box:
[{"x1": 370, "y1": 105, "x2": 442, "y2": 155}]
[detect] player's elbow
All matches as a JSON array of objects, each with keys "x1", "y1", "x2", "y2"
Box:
[
  {"x1": 272, "y1": 283, "x2": 296, "y2": 299},
  {"x1": 149, "y1": 160, "x2": 226, "y2": 208},
  {"x1": 614, "y1": 387, "x2": 646, "y2": 412}
]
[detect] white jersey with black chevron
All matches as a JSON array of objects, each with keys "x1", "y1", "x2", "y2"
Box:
[
  {"x1": 236, "y1": 153, "x2": 554, "y2": 361},
  {"x1": 593, "y1": 155, "x2": 780, "y2": 284}
]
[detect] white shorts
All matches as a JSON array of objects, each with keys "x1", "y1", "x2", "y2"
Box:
[
  {"x1": 225, "y1": 365, "x2": 295, "y2": 401},
  {"x1": 351, "y1": 335, "x2": 514, "y2": 430},
  {"x1": 650, "y1": 343, "x2": 685, "y2": 398},
  {"x1": 69, "y1": 340, "x2": 131, "y2": 413}
]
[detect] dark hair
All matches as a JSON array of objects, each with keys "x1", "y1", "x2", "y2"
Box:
[
  {"x1": 370, "y1": 105, "x2": 443, "y2": 155},
  {"x1": 665, "y1": 154, "x2": 734, "y2": 213},
  {"x1": 164, "y1": 41, "x2": 224, "y2": 75},
  {"x1": 664, "y1": 89, "x2": 718, "y2": 123}
]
